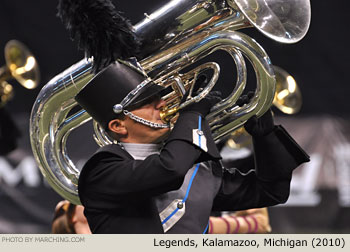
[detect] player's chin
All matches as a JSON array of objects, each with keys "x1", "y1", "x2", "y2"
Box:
[
  {"x1": 154, "y1": 127, "x2": 170, "y2": 134},
  {"x1": 153, "y1": 129, "x2": 170, "y2": 143}
]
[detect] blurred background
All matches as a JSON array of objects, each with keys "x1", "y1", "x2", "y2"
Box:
[{"x1": 0, "y1": 0, "x2": 349, "y2": 233}]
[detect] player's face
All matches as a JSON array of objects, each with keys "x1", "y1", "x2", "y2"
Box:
[{"x1": 122, "y1": 97, "x2": 170, "y2": 143}]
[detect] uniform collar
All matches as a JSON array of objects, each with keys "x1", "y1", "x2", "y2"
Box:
[{"x1": 120, "y1": 142, "x2": 162, "y2": 160}]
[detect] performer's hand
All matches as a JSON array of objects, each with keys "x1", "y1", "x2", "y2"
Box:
[
  {"x1": 182, "y1": 91, "x2": 222, "y2": 117},
  {"x1": 234, "y1": 91, "x2": 274, "y2": 137},
  {"x1": 236, "y1": 91, "x2": 255, "y2": 107},
  {"x1": 244, "y1": 109, "x2": 275, "y2": 137}
]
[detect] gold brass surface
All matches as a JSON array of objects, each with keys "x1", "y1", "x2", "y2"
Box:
[{"x1": 0, "y1": 40, "x2": 40, "y2": 107}]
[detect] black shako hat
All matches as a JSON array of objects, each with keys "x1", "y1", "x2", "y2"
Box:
[{"x1": 75, "y1": 60, "x2": 164, "y2": 129}]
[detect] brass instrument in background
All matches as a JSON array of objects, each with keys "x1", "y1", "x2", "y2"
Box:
[
  {"x1": 226, "y1": 65, "x2": 303, "y2": 149},
  {"x1": 273, "y1": 66, "x2": 302, "y2": 115},
  {"x1": 30, "y1": 0, "x2": 311, "y2": 204},
  {"x1": 0, "y1": 40, "x2": 40, "y2": 107}
]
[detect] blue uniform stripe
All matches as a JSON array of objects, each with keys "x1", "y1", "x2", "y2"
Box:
[
  {"x1": 203, "y1": 221, "x2": 209, "y2": 234},
  {"x1": 198, "y1": 116, "x2": 202, "y2": 147},
  {"x1": 161, "y1": 207, "x2": 179, "y2": 225},
  {"x1": 182, "y1": 163, "x2": 200, "y2": 203},
  {"x1": 162, "y1": 116, "x2": 203, "y2": 230}
]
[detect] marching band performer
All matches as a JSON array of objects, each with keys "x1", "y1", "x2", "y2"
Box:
[
  {"x1": 74, "y1": 60, "x2": 309, "y2": 233},
  {"x1": 57, "y1": 0, "x2": 310, "y2": 233}
]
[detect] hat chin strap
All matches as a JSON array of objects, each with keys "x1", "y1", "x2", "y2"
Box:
[{"x1": 123, "y1": 110, "x2": 170, "y2": 129}]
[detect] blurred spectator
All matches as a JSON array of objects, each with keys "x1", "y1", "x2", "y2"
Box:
[
  {"x1": 209, "y1": 208, "x2": 271, "y2": 234},
  {"x1": 52, "y1": 200, "x2": 91, "y2": 234},
  {"x1": 52, "y1": 200, "x2": 269, "y2": 234}
]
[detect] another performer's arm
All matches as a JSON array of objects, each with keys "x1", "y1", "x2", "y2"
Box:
[{"x1": 209, "y1": 208, "x2": 271, "y2": 234}]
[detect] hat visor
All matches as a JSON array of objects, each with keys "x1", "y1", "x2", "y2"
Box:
[{"x1": 124, "y1": 82, "x2": 165, "y2": 109}]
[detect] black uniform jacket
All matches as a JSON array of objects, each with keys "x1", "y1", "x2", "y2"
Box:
[{"x1": 78, "y1": 112, "x2": 309, "y2": 233}]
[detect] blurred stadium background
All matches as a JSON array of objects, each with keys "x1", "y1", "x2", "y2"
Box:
[{"x1": 0, "y1": 0, "x2": 349, "y2": 233}]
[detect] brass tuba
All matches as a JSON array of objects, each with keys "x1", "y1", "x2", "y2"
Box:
[{"x1": 30, "y1": 0, "x2": 311, "y2": 204}]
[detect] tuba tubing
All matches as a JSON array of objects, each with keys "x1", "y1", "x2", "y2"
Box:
[
  {"x1": 30, "y1": 59, "x2": 93, "y2": 204},
  {"x1": 30, "y1": 0, "x2": 311, "y2": 204},
  {"x1": 30, "y1": 29, "x2": 274, "y2": 205}
]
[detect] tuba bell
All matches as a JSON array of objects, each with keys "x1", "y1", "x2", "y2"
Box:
[
  {"x1": 273, "y1": 66, "x2": 302, "y2": 114},
  {"x1": 30, "y1": 0, "x2": 311, "y2": 204},
  {"x1": 0, "y1": 40, "x2": 40, "y2": 107}
]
